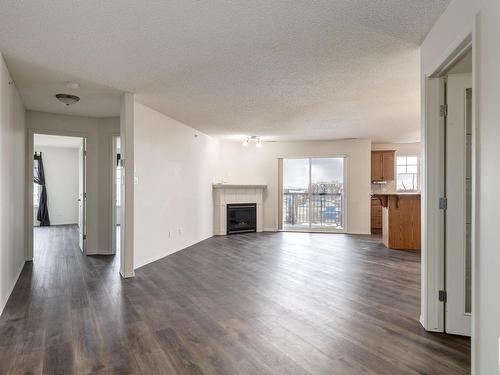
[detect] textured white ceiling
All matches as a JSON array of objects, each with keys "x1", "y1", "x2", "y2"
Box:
[{"x1": 0, "y1": 0, "x2": 449, "y2": 141}]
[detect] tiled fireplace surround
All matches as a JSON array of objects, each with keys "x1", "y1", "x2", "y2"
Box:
[{"x1": 213, "y1": 184, "x2": 266, "y2": 235}]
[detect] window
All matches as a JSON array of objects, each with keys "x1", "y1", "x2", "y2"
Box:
[
  {"x1": 33, "y1": 183, "x2": 40, "y2": 207},
  {"x1": 282, "y1": 157, "x2": 345, "y2": 231},
  {"x1": 116, "y1": 165, "x2": 121, "y2": 206},
  {"x1": 33, "y1": 158, "x2": 40, "y2": 207},
  {"x1": 397, "y1": 155, "x2": 419, "y2": 191}
]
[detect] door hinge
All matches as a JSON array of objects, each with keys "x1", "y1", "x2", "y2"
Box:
[
  {"x1": 83, "y1": 234, "x2": 87, "y2": 240},
  {"x1": 440, "y1": 104, "x2": 448, "y2": 117},
  {"x1": 439, "y1": 290, "x2": 447, "y2": 303},
  {"x1": 439, "y1": 197, "x2": 447, "y2": 210}
]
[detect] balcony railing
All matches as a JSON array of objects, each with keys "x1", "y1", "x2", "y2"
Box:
[{"x1": 283, "y1": 192, "x2": 343, "y2": 229}]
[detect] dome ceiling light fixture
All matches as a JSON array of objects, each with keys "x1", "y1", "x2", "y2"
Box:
[
  {"x1": 243, "y1": 136, "x2": 263, "y2": 148},
  {"x1": 55, "y1": 93, "x2": 80, "y2": 106}
]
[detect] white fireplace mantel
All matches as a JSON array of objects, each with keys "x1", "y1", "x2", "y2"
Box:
[{"x1": 213, "y1": 184, "x2": 267, "y2": 235}]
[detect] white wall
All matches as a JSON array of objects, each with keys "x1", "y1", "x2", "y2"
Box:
[
  {"x1": 33, "y1": 146, "x2": 79, "y2": 226},
  {"x1": 217, "y1": 139, "x2": 371, "y2": 234},
  {"x1": 133, "y1": 101, "x2": 219, "y2": 268},
  {"x1": 371, "y1": 142, "x2": 421, "y2": 193},
  {"x1": 26, "y1": 112, "x2": 119, "y2": 255},
  {"x1": 422, "y1": 0, "x2": 500, "y2": 372},
  {"x1": 0, "y1": 53, "x2": 25, "y2": 315}
]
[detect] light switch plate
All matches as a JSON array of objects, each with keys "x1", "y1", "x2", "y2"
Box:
[{"x1": 134, "y1": 176, "x2": 139, "y2": 185}]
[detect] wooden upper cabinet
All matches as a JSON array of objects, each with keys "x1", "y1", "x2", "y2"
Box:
[
  {"x1": 371, "y1": 152, "x2": 383, "y2": 181},
  {"x1": 382, "y1": 151, "x2": 395, "y2": 181},
  {"x1": 371, "y1": 151, "x2": 395, "y2": 182}
]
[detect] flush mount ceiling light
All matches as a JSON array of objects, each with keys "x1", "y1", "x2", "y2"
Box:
[
  {"x1": 243, "y1": 136, "x2": 263, "y2": 148},
  {"x1": 55, "y1": 93, "x2": 80, "y2": 106}
]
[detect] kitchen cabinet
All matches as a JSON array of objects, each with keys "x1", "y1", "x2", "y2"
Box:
[
  {"x1": 372, "y1": 194, "x2": 421, "y2": 250},
  {"x1": 371, "y1": 151, "x2": 395, "y2": 182},
  {"x1": 371, "y1": 198, "x2": 382, "y2": 233}
]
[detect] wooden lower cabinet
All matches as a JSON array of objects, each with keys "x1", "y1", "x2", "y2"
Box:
[
  {"x1": 371, "y1": 198, "x2": 383, "y2": 233},
  {"x1": 381, "y1": 194, "x2": 421, "y2": 250}
]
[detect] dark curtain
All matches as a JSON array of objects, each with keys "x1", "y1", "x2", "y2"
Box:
[{"x1": 34, "y1": 152, "x2": 50, "y2": 226}]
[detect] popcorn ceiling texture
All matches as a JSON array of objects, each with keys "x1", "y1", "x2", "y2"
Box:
[{"x1": 0, "y1": 0, "x2": 449, "y2": 142}]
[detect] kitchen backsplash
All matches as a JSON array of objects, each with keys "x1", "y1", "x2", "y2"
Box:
[{"x1": 371, "y1": 180, "x2": 397, "y2": 194}]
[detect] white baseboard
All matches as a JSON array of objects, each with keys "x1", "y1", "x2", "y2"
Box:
[
  {"x1": 0, "y1": 261, "x2": 25, "y2": 317},
  {"x1": 120, "y1": 269, "x2": 135, "y2": 278}
]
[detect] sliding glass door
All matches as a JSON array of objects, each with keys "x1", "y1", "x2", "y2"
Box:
[{"x1": 282, "y1": 157, "x2": 345, "y2": 232}]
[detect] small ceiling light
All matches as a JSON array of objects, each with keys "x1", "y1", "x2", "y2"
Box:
[
  {"x1": 242, "y1": 136, "x2": 263, "y2": 148},
  {"x1": 55, "y1": 93, "x2": 80, "y2": 106}
]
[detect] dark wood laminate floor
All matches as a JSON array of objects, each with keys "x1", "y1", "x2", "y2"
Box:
[{"x1": 0, "y1": 226, "x2": 470, "y2": 374}]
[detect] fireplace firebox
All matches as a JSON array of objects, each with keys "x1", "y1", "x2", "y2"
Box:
[{"x1": 226, "y1": 203, "x2": 257, "y2": 234}]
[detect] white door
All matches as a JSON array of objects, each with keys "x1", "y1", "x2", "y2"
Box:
[
  {"x1": 78, "y1": 139, "x2": 87, "y2": 253},
  {"x1": 445, "y1": 73, "x2": 472, "y2": 336}
]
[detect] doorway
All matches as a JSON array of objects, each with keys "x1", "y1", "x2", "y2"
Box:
[
  {"x1": 32, "y1": 134, "x2": 86, "y2": 258},
  {"x1": 280, "y1": 157, "x2": 346, "y2": 232},
  {"x1": 425, "y1": 46, "x2": 473, "y2": 337}
]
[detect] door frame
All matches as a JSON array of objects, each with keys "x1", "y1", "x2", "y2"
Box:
[
  {"x1": 26, "y1": 128, "x2": 88, "y2": 260},
  {"x1": 111, "y1": 135, "x2": 120, "y2": 254},
  {"x1": 78, "y1": 138, "x2": 87, "y2": 253},
  {"x1": 421, "y1": 28, "x2": 477, "y2": 371},
  {"x1": 279, "y1": 155, "x2": 349, "y2": 234},
  {"x1": 445, "y1": 73, "x2": 472, "y2": 336}
]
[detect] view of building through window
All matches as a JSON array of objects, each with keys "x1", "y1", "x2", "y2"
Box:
[{"x1": 282, "y1": 157, "x2": 345, "y2": 231}]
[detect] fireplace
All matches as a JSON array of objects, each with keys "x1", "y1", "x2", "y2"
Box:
[{"x1": 226, "y1": 203, "x2": 257, "y2": 234}]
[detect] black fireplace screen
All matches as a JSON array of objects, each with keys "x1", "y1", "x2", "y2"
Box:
[{"x1": 227, "y1": 203, "x2": 257, "y2": 234}]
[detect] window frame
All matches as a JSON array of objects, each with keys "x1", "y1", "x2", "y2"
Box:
[
  {"x1": 396, "y1": 154, "x2": 420, "y2": 192},
  {"x1": 281, "y1": 156, "x2": 347, "y2": 233}
]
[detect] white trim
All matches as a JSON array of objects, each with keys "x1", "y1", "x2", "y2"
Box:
[
  {"x1": 395, "y1": 154, "x2": 420, "y2": 193},
  {"x1": 111, "y1": 135, "x2": 119, "y2": 255},
  {"x1": 421, "y1": 77, "x2": 446, "y2": 332},
  {"x1": 471, "y1": 17, "x2": 479, "y2": 374},
  {"x1": 428, "y1": 31, "x2": 473, "y2": 79},
  {"x1": 119, "y1": 93, "x2": 135, "y2": 278},
  {"x1": 0, "y1": 261, "x2": 25, "y2": 317},
  {"x1": 119, "y1": 269, "x2": 135, "y2": 278}
]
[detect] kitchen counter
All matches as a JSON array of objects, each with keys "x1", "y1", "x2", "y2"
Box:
[{"x1": 371, "y1": 193, "x2": 421, "y2": 250}]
